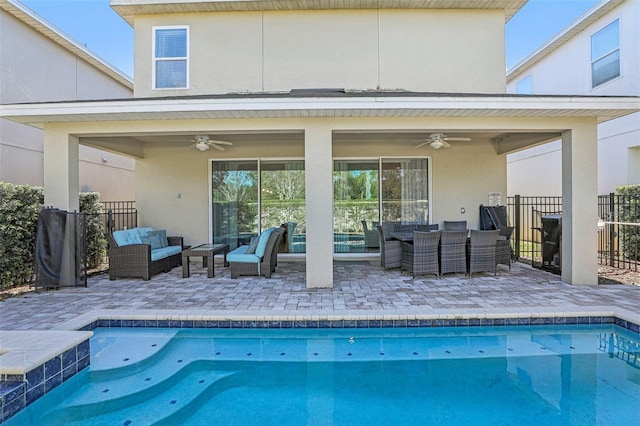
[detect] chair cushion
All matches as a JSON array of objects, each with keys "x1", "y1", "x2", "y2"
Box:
[
  {"x1": 141, "y1": 230, "x2": 168, "y2": 249},
  {"x1": 150, "y1": 245, "x2": 181, "y2": 261},
  {"x1": 255, "y1": 228, "x2": 275, "y2": 258},
  {"x1": 227, "y1": 251, "x2": 260, "y2": 264}
]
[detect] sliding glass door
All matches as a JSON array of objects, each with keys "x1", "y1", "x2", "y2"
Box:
[{"x1": 211, "y1": 159, "x2": 306, "y2": 251}]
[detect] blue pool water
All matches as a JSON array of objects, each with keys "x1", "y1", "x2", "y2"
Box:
[{"x1": 7, "y1": 324, "x2": 640, "y2": 425}]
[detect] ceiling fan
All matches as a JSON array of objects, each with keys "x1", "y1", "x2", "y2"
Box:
[
  {"x1": 170, "y1": 135, "x2": 233, "y2": 151},
  {"x1": 414, "y1": 133, "x2": 471, "y2": 150}
]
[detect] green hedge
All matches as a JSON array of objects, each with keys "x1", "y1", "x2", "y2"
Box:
[
  {"x1": 0, "y1": 183, "x2": 107, "y2": 289},
  {"x1": 616, "y1": 184, "x2": 640, "y2": 261}
]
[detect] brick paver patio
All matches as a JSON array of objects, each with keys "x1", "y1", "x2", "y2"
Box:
[{"x1": 1, "y1": 260, "x2": 639, "y2": 330}]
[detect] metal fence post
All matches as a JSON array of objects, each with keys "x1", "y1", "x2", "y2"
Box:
[
  {"x1": 609, "y1": 192, "x2": 615, "y2": 267},
  {"x1": 514, "y1": 194, "x2": 521, "y2": 259}
]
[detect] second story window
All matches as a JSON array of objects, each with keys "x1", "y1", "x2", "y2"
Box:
[
  {"x1": 591, "y1": 20, "x2": 619, "y2": 88},
  {"x1": 516, "y1": 75, "x2": 532, "y2": 94},
  {"x1": 153, "y1": 26, "x2": 188, "y2": 89}
]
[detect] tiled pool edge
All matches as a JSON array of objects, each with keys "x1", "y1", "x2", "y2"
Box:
[{"x1": 1, "y1": 308, "x2": 639, "y2": 423}]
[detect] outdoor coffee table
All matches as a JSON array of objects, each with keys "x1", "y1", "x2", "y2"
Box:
[{"x1": 182, "y1": 243, "x2": 229, "y2": 278}]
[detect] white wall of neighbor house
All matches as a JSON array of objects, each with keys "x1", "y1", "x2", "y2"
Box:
[
  {"x1": 506, "y1": 1, "x2": 640, "y2": 196},
  {"x1": 0, "y1": 7, "x2": 135, "y2": 201},
  {"x1": 133, "y1": 9, "x2": 506, "y2": 97}
]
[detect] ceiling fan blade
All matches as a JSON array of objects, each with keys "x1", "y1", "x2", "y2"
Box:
[
  {"x1": 444, "y1": 137, "x2": 471, "y2": 142},
  {"x1": 209, "y1": 140, "x2": 233, "y2": 146},
  {"x1": 211, "y1": 144, "x2": 226, "y2": 152},
  {"x1": 414, "y1": 141, "x2": 431, "y2": 148},
  {"x1": 442, "y1": 141, "x2": 451, "y2": 148}
]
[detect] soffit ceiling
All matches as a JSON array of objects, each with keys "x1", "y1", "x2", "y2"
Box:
[{"x1": 110, "y1": 0, "x2": 528, "y2": 25}]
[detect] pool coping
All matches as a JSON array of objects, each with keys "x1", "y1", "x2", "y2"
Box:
[{"x1": 1, "y1": 306, "x2": 640, "y2": 423}]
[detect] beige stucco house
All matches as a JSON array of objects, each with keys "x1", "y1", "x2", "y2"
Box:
[
  {"x1": 0, "y1": 0, "x2": 136, "y2": 201},
  {"x1": 506, "y1": 0, "x2": 640, "y2": 196},
  {"x1": 1, "y1": 0, "x2": 638, "y2": 288}
]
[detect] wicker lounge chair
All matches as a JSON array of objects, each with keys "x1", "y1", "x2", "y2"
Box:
[
  {"x1": 496, "y1": 226, "x2": 515, "y2": 270},
  {"x1": 439, "y1": 230, "x2": 468, "y2": 276},
  {"x1": 106, "y1": 231, "x2": 183, "y2": 281},
  {"x1": 466, "y1": 229, "x2": 500, "y2": 277},
  {"x1": 401, "y1": 231, "x2": 441, "y2": 277},
  {"x1": 361, "y1": 220, "x2": 380, "y2": 249},
  {"x1": 377, "y1": 223, "x2": 401, "y2": 269},
  {"x1": 229, "y1": 227, "x2": 284, "y2": 278}
]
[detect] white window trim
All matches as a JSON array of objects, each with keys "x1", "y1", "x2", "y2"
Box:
[
  {"x1": 590, "y1": 19, "x2": 620, "y2": 89},
  {"x1": 152, "y1": 25, "x2": 189, "y2": 90}
]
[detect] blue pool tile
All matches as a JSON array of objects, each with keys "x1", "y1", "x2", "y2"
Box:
[
  {"x1": 330, "y1": 320, "x2": 344, "y2": 328},
  {"x1": 407, "y1": 319, "x2": 420, "y2": 328},
  {"x1": 62, "y1": 348, "x2": 77, "y2": 369},
  {"x1": 293, "y1": 321, "x2": 308, "y2": 328},
  {"x1": 304, "y1": 320, "x2": 318, "y2": 329},
  {"x1": 255, "y1": 321, "x2": 270, "y2": 328},
  {"x1": 230, "y1": 321, "x2": 243, "y2": 328},
  {"x1": 281, "y1": 321, "x2": 294, "y2": 329},
  {"x1": 3, "y1": 393, "x2": 25, "y2": 421},
  {"x1": 109, "y1": 319, "x2": 122, "y2": 328},
  {"x1": 268, "y1": 321, "x2": 281, "y2": 328},
  {"x1": 380, "y1": 320, "x2": 394, "y2": 328},
  {"x1": 517, "y1": 318, "x2": 530, "y2": 326},
  {"x1": 132, "y1": 320, "x2": 146, "y2": 328},
  {"x1": 97, "y1": 319, "x2": 110, "y2": 328},
  {"x1": 601, "y1": 316, "x2": 615, "y2": 324},
  {"x1": 479, "y1": 318, "x2": 493, "y2": 326},
  {"x1": 318, "y1": 320, "x2": 331, "y2": 328},
  {"x1": 78, "y1": 340, "x2": 90, "y2": 360},
  {"x1": 78, "y1": 355, "x2": 90, "y2": 371},
  {"x1": 356, "y1": 320, "x2": 370, "y2": 328},
  {"x1": 456, "y1": 319, "x2": 469, "y2": 327},
  {"x1": 468, "y1": 318, "x2": 481, "y2": 327},
  {"x1": 121, "y1": 320, "x2": 134, "y2": 328},
  {"x1": 218, "y1": 321, "x2": 231, "y2": 328},
  {"x1": 418, "y1": 319, "x2": 433, "y2": 327},
  {"x1": 589, "y1": 316, "x2": 602, "y2": 324},
  {"x1": 442, "y1": 319, "x2": 456, "y2": 327},
  {"x1": 565, "y1": 317, "x2": 578, "y2": 324},
  {"x1": 144, "y1": 320, "x2": 158, "y2": 328},
  {"x1": 0, "y1": 382, "x2": 24, "y2": 406},
  {"x1": 367, "y1": 320, "x2": 381, "y2": 328},
  {"x1": 25, "y1": 365, "x2": 44, "y2": 388},
  {"x1": 44, "y1": 356, "x2": 62, "y2": 379},
  {"x1": 193, "y1": 321, "x2": 207, "y2": 329},
  {"x1": 157, "y1": 320, "x2": 172, "y2": 328},
  {"x1": 628, "y1": 322, "x2": 640, "y2": 333},
  {"x1": 62, "y1": 365, "x2": 77, "y2": 382},
  {"x1": 505, "y1": 318, "x2": 519, "y2": 326},
  {"x1": 25, "y1": 382, "x2": 44, "y2": 406},
  {"x1": 343, "y1": 320, "x2": 357, "y2": 328},
  {"x1": 181, "y1": 320, "x2": 195, "y2": 328},
  {"x1": 576, "y1": 317, "x2": 590, "y2": 325},
  {"x1": 393, "y1": 319, "x2": 407, "y2": 328},
  {"x1": 44, "y1": 373, "x2": 62, "y2": 393},
  {"x1": 492, "y1": 318, "x2": 506, "y2": 326}
]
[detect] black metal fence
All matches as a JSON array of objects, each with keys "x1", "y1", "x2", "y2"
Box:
[
  {"x1": 101, "y1": 201, "x2": 137, "y2": 234},
  {"x1": 507, "y1": 194, "x2": 639, "y2": 273}
]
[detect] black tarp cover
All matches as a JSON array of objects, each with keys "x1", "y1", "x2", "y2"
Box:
[
  {"x1": 34, "y1": 208, "x2": 87, "y2": 289},
  {"x1": 479, "y1": 205, "x2": 509, "y2": 230}
]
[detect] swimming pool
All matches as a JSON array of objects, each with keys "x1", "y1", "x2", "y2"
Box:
[{"x1": 6, "y1": 324, "x2": 640, "y2": 425}]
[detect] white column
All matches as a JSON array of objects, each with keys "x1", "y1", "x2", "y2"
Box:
[
  {"x1": 304, "y1": 123, "x2": 333, "y2": 288},
  {"x1": 561, "y1": 123, "x2": 598, "y2": 285},
  {"x1": 43, "y1": 128, "x2": 79, "y2": 211}
]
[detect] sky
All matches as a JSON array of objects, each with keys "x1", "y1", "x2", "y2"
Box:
[{"x1": 20, "y1": 0, "x2": 600, "y2": 79}]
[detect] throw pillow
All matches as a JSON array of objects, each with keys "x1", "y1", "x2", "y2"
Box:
[
  {"x1": 246, "y1": 236, "x2": 260, "y2": 254},
  {"x1": 141, "y1": 230, "x2": 168, "y2": 249}
]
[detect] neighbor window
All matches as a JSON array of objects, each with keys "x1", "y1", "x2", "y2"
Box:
[
  {"x1": 153, "y1": 26, "x2": 188, "y2": 89},
  {"x1": 516, "y1": 76, "x2": 532, "y2": 94},
  {"x1": 591, "y1": 20, "x2": 620, "y2": 88}
]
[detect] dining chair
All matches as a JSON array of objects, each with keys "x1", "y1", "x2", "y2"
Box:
[
  {"x1": 466, "y1": 229, "x2": 500, "y2": 277},
  {"x1": 496, "y1": 226, "x2": 515, "y2": 270},
  {"x1": 416, "y1": 224, "x2": 439, "y2": 231},
  {"x1": 401, "y1": 231, "x2": 441, "y2": 278},
  {"x1": 443, "y1": 220, "x2": 468, "y2": 231},
  {"x1": 377, "y1": 223, "x2": 402, "y2": 269},
  {"x1": 439, "y1": 230, "x2": 468, "y2": 276}
]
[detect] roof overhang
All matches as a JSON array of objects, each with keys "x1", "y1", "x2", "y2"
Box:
[
  {"x1": 2, "y1": 92, "x2": 638, "y2": 129},
  {"x1": 110, "y1": 0, "x2": 528, "y2": 25}
]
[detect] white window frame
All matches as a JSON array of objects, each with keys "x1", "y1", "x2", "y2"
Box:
[
  {"x1": 590, "y1": 19, "x2": 620, "y2": 89},
  {"x1": 152, "y1": 25, "x2": 189, "y2": 90}
]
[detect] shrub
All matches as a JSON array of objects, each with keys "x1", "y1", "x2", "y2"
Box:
[
  {"x1": 79, "y1": 192, "x2": 107, "y2": 269},
  {"x1": 616, "y1": 184, "x2": 640, "y2": 261},
  {"x1": 0, "y1": 183, "x2": 43, "y2": 288}
]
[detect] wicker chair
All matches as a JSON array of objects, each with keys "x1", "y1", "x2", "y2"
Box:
[
  {"x1": 361, "y1": 220, "x2": 380, "y2": 249},
  {"x1": 496, "y1": 226, "x2": 515, "y2": 270},
  {"x1": 443, "y1": 221, "x2": 468, "y2": 231},
  {"x1": 229, "y1": 227, "x2": 284, "y2": 278},
  {"x1": 106, "y1": 232, "x2": 183, "y2": 281},
  {"x1": 377, "y1": 223, "x2": 402, "y2": 269},
  {"x1": 466, "y1": 229, "x2": 500, "y2": 277},
  {"x1": 439, "y1": 230, "x2": 468, "y2": 276},
  {"x1": 401, "y1": 231, "x2": 441, "y2": 277},
  {"x1": 416, "y1": 224, "x2": 439, "y2": 231}
]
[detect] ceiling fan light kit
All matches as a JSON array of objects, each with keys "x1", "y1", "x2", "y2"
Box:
[
  {"x1": 195, "y1": 141, "x2": 210, "y2": 151},
  {"x1": 415, "y1": 133, "x2": 471, "y2": 150}
]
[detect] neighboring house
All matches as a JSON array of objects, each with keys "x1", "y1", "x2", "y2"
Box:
[
  {"x1": 1, "y1": 0, "x2": 638, "y2": 287},
  {"x1": 506, "y1": 0, "x2": 640, "y2": 196},
  {"x1": 0, "y1": 0, "x2": 136, "y2": 201}
]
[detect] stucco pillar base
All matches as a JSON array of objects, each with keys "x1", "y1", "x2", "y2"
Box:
[{"x1": 304, "y1": 124, "x2": 333, "y2": 288}]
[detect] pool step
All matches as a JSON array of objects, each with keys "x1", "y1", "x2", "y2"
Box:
[{"x1": 45, "y1": 367, "x2": 238, "y2": 426}]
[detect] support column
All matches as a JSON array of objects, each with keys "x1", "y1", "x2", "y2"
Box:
[
  {"x1": 43, "y1": 127, "x2": 79, "y2": 211},
  {"x1": 561, "y1": 123, "x2": 598, "y2": 285},
  {"x1": 304, "y1": 124, "x2": 333, "y2": 288}
]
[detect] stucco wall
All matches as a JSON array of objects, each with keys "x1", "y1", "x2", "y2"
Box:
[{"x1": 134, "y1": 9, "x2": 506, "y2": 97}]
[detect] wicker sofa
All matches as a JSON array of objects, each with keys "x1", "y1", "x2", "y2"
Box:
[
  {"x1": 227, "y1": 226, "x2": 285, "y2": 278},
  {"x1": 106, "y1": 227, "x2": 183, "y2": 281}
]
